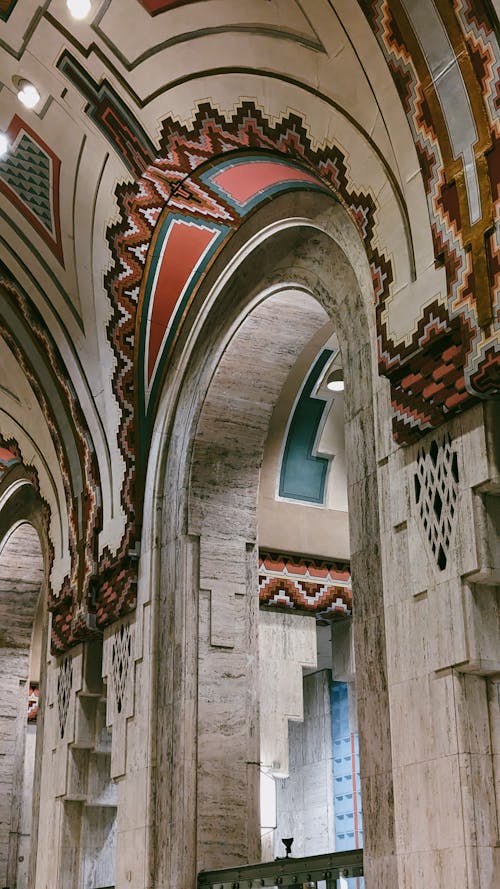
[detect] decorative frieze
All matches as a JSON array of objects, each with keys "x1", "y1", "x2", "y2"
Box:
[{"x1": 259, "y1": 551, "x2": 352, "y2": 618}]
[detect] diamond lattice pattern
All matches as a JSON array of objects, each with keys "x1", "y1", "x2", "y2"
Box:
[
  {"x1": 57, "y1": 656, "x2": 73, "y2": 739},
  {"x1": 414, "y1": 433, "x2": 459, "y2": 570},
  {"x1": 111, "y1": 622, "x2": 132, "y2": 714}
]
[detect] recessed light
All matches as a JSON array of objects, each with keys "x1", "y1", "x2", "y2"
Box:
[
  {"x1": 0, "y1": 134, "x2": 8, "y2": 158},
  {"x1": 326, "y1": 369, "x2": 344, "y2": 392},
  {"x1": 67, "y1": 0, "x2": 92, "y2": 19},
  {"x1": 17, "y1": 81, "x2": 40, "y2": 110}
]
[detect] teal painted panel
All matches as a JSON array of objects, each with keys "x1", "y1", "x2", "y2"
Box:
[{"x1": 279, "y1": 349, "x2": 332, "y2": 504}]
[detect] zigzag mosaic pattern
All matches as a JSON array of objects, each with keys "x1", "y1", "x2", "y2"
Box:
[
  {"x1": 259, "y1": 551, "x2": 352, "y2": 618},
  {"x1": 136, "y1": 155, "x2": 330, "y2": 466},
  {"x1": 457, "y1": 1, "x2": 500, "y2": 392},
  {"x1": 99, "y1": 93, "x2": 500, "y2": 613},
  {"x1": 0, "y1": 274, "x2": 122, "y2": 653},
  {"x1": 58, "y1": 41, "x2": 500, "y2": 452},
  {"x1": 360, "y1": 0, "x2": 500, "y2": 441},
  {"x1": 52, "y1": 55, "x2": 500, "y2": 646},
  {"x1": 0, "y1": 116, "x2": 63, "y2": 264},
  {"x1": 104, "y1": 100, "x2": 393, "y2": 574}
]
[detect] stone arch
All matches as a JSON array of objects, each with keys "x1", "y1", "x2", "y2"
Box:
[
  {"x1": 0, "y1": 470, "x2": 49, "y2": 889},
  {"x1": 147, "y1": 190, "x2": 397, "y2": 889},
  {"x1": 0, "y1": 274, "x2": 104, "y2": 655}
]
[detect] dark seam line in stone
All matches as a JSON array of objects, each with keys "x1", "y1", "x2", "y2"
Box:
[{"x1": 0, "y1": 218, "x2": 83, "y2": 330}]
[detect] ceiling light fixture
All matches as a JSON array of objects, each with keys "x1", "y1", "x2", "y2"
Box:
[
  {"x1": 67, "y1": 0, "x2": 92, "y2": 19},
  {"x1": 16, "y1": 80, "x2": 40, "y2": 110},
  {"x1": 0, "y1": 133, "x2": 8, "y2": 158},
  {"x1": 326, "y1": 369, "x2": 344, "y2": 392}
]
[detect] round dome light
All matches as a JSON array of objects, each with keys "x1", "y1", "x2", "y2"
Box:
[
  {"x1": 67, "y1": 0, "x2": 92, "y2": 19},
  {"x1": 327, "y1": 379, "x2": 344, "y2": 392},
  {"x1": 326, "y1": 369, "x2": 344, "y2": 392},
  {"x1": 17, "y1": 81, "x2": 40, "y2": 110}
]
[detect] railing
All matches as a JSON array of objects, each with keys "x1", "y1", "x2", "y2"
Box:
[{"x1": 198, "y1": 849, "x2": 363, "y2": 888}]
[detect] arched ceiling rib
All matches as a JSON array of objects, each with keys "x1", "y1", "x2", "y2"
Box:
[{"x1": 0, "y1": 0, "x2": 498, "y2": 652}]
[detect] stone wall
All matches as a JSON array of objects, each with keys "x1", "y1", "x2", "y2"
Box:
[
  {"x1": 0, "y1": 649, "x2": 30, "y2": 886},
  {"x1": 274, "y1": 669, "x2": 335, "y2": 858},
  {"x1": 377, "y1": 400, "x2": 500, "y2": 886}
]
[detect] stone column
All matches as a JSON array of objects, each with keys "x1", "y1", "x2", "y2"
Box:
[
  {"x1": 196, "y1": 533, "x2": 261, "y2": 870},
  {"x1": 346, "y1": 345, "x2": 398, "y2": 889},
  {"x1": 0, "y1": 649, "x2": 29, "y2": 887},
  {"x1": 273, "y1": 668, "x2": 335, "y2": 858},
  {"x1": 380, "y1": 402, "x2": 500, "y2": 888}
]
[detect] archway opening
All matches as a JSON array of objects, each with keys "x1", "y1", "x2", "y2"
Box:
[
  {"x1": 0, "y1": 518, "x2": 44, "y2": 889},
  {"x1": 153, "y1": 197, "x2": 394, "y2": 889},
  {"x1": 257, "y1": 328, "x2": 359, "y2": 868}
]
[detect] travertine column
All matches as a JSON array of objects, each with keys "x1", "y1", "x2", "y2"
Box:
[
  {"x1": 0, "y1": 650, "x2": 29, "y2": 886},
  {"x1": 345, "y1": 343, "x2": 398, "y2": 889},
  {"x1": 103, "y1": 608, "x2": 152, "y2": 889},
  {"x1": 196, "y1": 533, "x2": 261, "y2": 870},
  {"x1": 34, "y1": 645, "x2": 83, "y2": 889},
  {"x1": 259, "y1": 611, "x2": 317, "y2": 777},
  {"x1": 273, "y1": 668, "x2": 335, "y2": 858},
  {"x1": 379, "y1": 402, "x2": 500, "y2": 888},
  {"x1": 184, "y1": 287, "x2": 330, "y2": 874},
  {"x1": 152, "y1": 201, "x2": 401, "y2": 888}
]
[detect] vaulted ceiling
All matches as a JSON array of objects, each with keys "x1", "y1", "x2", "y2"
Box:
[{"x1": 0, "y1": 0, "x2": 498, "y2": 651}]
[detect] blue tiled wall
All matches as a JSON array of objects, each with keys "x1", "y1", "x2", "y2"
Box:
[{"x1": 330, "y1": 682, "x2": 364, "y2": 888}]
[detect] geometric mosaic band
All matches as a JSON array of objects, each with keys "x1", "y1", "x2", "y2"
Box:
[
  {"x1": 259, "y1": 551, "x2": 352, "y2": 619},
  {"x1": 361, "y1": 0, "x2": 500, "y2": 441}
]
